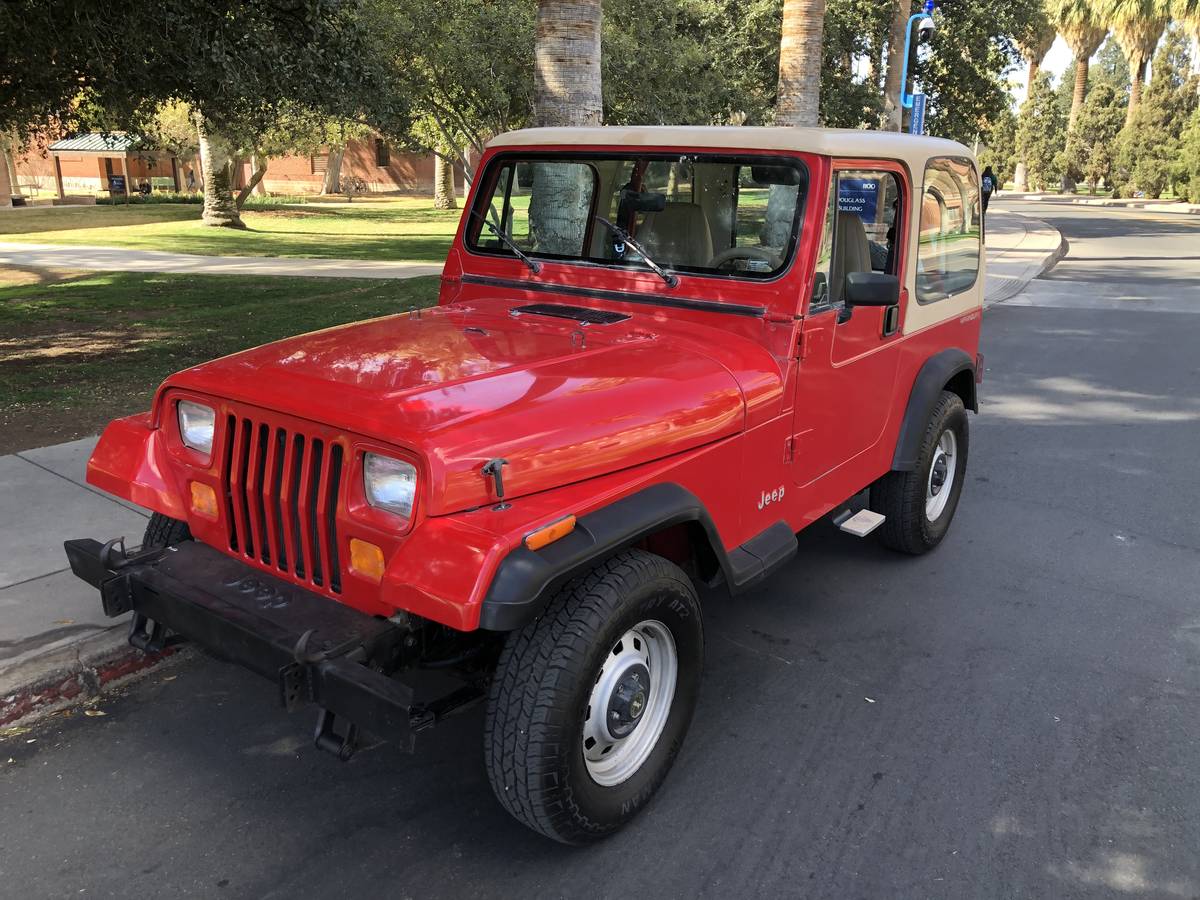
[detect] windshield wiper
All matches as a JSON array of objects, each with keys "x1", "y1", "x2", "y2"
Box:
[
  {"x1": 593, "y1": 216, "x2": 678, "y2": 288},
  {"x1": 469, "y1": 209, "x2": 541, "y2": 274}
]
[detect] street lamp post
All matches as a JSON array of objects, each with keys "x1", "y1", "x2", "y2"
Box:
[{"x1": 899, "y1": 0, "x2": 937, "y2": 116}]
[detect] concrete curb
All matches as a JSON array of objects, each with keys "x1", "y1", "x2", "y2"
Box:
[{"x1": 0, "y1": 624, "x2": 176, "y2": 728}]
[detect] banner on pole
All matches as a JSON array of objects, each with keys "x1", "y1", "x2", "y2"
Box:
[{"x1": 909, "y1": 93, "x2": 927, "y2": 135}]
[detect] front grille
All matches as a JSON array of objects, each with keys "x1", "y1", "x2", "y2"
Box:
[{"x1": 221, "y1": 414, "x2": 344, "y2": 594}]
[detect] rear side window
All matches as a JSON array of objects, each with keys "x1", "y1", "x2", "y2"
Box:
[{"x1": 916, "y1": 157, "x2": 980, "y2": 302}]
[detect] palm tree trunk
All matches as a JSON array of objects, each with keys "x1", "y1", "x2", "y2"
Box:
[
  {"x1": 775, "y1": 0, "x2": 827, "y2": 127},
  {"x1": 433, "y1": 153, "x2": 457, "y2": 210},
  {"x1": 196, "y1": 117, "x2": 243, "y2": 228},
  {"x1": 529, "y1": 0, "x2": 602, "y2": 254},
  {"x1": 533, "y1": 0, "x2": 602, "y2": 127},
  {"x1": 1070, "y1": 57, "x2": 1090, "y2": 127},
  {"x1": 882, "y1": 0, "x2": 911, "y2": 131},
  {"x1": 1127, "y1": 59, "x2": 1147, "y2": 126}
]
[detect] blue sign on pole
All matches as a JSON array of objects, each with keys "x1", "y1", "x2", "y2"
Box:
[
  {"x1": 837, "y1": 178, "x2": 880, "y2": 221},
  {"x1": 909, "y1": 93, "x2": 927, "y2": 135},
  {"x1": 107, "y1": 174, "x2": 126, "y2": 194}
]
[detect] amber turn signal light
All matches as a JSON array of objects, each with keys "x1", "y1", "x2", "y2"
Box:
[
  {"x1": 349, "y1": 538, "x2": 386, "y2": 583},
  {"x1": 524, "y1": 515, "x2": 577, "y2": 551},
  {"x1": 189, "y1": 481, "x2": 218, "y2": 520}
]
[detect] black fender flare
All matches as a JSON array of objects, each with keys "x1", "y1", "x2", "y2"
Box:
[
  {"x1": 477, "y1": 483, "x2": 796, "y2": 631},
  {"x1": 891, "y1": 348, "x2": 977, "y2": 472}
]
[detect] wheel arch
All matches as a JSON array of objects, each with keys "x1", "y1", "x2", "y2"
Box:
[
  {"x1": 476, "y1": 483, "x2": 796, "y2": 631},
  {"x1": 891, "y1": 348, "x2": 977, "y2": 472}
]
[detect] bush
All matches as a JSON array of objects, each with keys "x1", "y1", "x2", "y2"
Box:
[{"x1": 97, "y1": 192, "x2": 202, "y2": 205}]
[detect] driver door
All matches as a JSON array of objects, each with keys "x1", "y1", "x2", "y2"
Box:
[{"x1": 791, "y1": 163, "x2": 909, "y2": 489}]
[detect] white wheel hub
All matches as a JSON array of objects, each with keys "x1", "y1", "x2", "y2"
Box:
[
  {"x1": 582, "y1": 619, "x2": 677, "y2": 787},
  {"x1": 926, "y1": 428, "x2": 958, "y2": 522}
]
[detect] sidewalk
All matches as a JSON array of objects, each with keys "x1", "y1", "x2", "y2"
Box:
[
  {"x1": 0, "y1": 242, "x2": 444, "y2": 280},
  {"x1": 1001, "y1": 192, "x2": 1200, "y2": 216},
  {"x1": 0, "y1": 439, "x2": 165, "y2": 726},
  {"x1": 1, "y1": 213, "x2": 1065, "y2": 727},
  {"x1": 984, "y1": 210, "x2": 1066, "y2": 306}
]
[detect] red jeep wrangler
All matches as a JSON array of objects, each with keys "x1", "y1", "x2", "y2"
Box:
[{"x1": 66, "y1": 127, "x2": 984, "y2": 843}]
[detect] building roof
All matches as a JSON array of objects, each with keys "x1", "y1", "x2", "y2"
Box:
[
  {"x1": 49, "y1": 133, "x2": 147, "y2": 153},
  {"x1": 487, "y1": 126, "x2": 971, "y2": 167}
]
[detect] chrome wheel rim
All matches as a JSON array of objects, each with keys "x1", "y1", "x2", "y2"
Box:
[
  {"x1": 582, "y1": 619, "x2": 678, "y2": 787},
  {"x1": 926, "y1": 428, "x2": 958, "y2": 522}
]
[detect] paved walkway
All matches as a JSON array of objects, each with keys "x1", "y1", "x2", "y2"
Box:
[
  {"x1": 0, "y1": 242, "x2": 444, "y2": 280},
  {"x1": 983, "y1": 211, "x2": 1065, "y2": 306},
  {"x1": 0, "y1": 210, "x2": 1065, "y2": 726}
]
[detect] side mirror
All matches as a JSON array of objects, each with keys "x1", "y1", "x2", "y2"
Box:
[{"x1": 844, "y1": 272, "x2": 900, "y2": 307}]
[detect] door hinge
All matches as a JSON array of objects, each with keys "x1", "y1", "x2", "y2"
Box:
[{"x1": 783, "y1": 436, "x2": 795, "y2": 463}]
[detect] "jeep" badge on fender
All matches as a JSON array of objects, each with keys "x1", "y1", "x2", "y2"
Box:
[{"x1": 758, "y1": 486, "x2": 785, "y2": 510}]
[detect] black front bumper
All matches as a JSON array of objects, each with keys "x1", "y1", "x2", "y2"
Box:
[{"x1": 64, "y1": 538, "x2": 475, "y2": 757}]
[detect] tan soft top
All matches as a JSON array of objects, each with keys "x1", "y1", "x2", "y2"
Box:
[{"x1": 487, "y1": 126, "x2": 972, "y2": 168}]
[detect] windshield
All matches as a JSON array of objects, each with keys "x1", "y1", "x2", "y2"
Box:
[{"x1": 466, "y1": 153, "x2": 808, "y2": 280}]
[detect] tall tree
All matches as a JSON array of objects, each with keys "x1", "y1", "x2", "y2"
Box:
[
  {"x1": 775, "y1": 0, "x2": 828, "y2": 127},
  {"x1": 1014, "y1": 7, "x2": 1057, "y2": 189},
  {"x1": 1051, "y1": 0, "x2": 1109, "y2": 126},
  {"x1": 0, "y1": 0, "x2": 403, "y2": 227},
  {"x1": 1113, "y1": 25, "x2": 1198, "y2": 194},
  {"x1": 882, "y1": 1, "x2": 914, "y2": 131},
  {"x1": 1099, "y1": 0, "x2": 1171, "y2": 125},
  {"x1": 1016, "y1": 69, "x2": 1069, "y2": 188}
]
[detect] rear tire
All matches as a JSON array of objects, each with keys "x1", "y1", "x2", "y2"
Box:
[
  {"x1": 483, "y1": 549, "x2": 703, "y2": 844},
  {"x1": 871, "y1": 390, "x2": 968, "y2": 554},
  {"x1": 142, "y1": 512, "x2": 191, "y2": 550}
]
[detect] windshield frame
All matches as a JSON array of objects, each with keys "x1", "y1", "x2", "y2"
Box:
[{"x1": 463, "y1": 149, "x2": 811, "y2": 286}]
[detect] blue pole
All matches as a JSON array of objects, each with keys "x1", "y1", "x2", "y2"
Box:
[{"x1": 900, "y1": 0, "x2": 936, "y2": 110}]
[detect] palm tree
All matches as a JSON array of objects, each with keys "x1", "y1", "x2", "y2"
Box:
[
  {"x1": 1050, "y1": 0, "x2": 1110, "y2": 126},
  {"x1": 1013, "y1": 10, "x2": 1057, "y2": 190},
  {"x1": 775, "y1": 0, "x2": 827, "y2": 127},
  {"x1": 1171, "y1": 0, "x2": 1200, "y2": 72},
  {"x1": 532, "y1": 0, "x2": 602, "y2": 126},
  {"x1": 1098, "y1": 0, "x2": 1171, "y2": 125},
  {"x1": 529, "y1": 0, "x2": 602, "y2": 253}
]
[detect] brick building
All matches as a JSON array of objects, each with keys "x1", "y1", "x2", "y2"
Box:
[{"x1": 8, "y1": 133, "x2": 459, "y2": 202}]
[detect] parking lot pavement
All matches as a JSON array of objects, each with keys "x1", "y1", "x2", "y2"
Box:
[{"x1": 2, "y1": 202, "x2": 1198, "y2": 897}]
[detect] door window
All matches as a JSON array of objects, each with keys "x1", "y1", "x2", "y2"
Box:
[
  {"x1": 916, "y1": 157, "x2": 980, "y2": 302},
  {"x1": 810, "y1": 170, "x2": 903, "y2": 311}
]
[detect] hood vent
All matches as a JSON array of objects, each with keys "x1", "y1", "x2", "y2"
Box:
[{"x1": 512, "y1": 303, "x2": 631, "y2": 326}]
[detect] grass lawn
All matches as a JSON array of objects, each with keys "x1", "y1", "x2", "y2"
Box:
[
  {"x1": 0, "y1": 197, "x2": 463, "y2": 262},
  {"x1": 0, "y1": 270, "x2": 440, "y2": 454}
]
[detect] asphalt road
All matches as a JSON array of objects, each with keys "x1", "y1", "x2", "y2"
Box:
[{"x1": 3, "y1": 201, "x2": 1200, "y2": 899}]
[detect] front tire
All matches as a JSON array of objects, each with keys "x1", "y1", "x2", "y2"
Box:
[
  {"x1": 483, "y1": 549, "x2": 703, "y2": 844},
  {"x1": 871, "y1": 390, "x2": 969, "y2": 554},
  {"x1": 142, "y1": 512, "x2": 191, "y2": 550}
]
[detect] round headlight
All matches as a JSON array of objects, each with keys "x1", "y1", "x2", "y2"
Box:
[
  {"x1": 177, "y1": 401, "x2": 215, "y2": 455},
  {"x1": 364, "y1": 453, "x2": 417, "y2": 520}
]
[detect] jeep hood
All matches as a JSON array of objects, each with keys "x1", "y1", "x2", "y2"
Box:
[{"x1": 163, "y1": 301, "x2": 762, "y2": 515}]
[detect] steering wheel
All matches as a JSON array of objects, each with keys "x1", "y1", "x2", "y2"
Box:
[{"x1": 707, "y1": 246, "x2": 782, "y2": 271}]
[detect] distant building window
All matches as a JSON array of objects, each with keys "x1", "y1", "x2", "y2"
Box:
[
  {"x1": 311, "y1": 153, "x2": 329, "y2": 175},
  {"x1": 375, "y1": 138, "x2": 389, "y2": 168}
]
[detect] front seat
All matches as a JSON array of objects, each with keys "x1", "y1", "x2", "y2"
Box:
[
  {"x1": 829, "y1": 211, "x2": 872, "y2": 305},
  {"x1": 637, "y1": 203, "x2": 714, "y2": 268}
]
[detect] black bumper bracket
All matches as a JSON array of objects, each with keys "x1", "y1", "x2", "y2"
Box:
[{"x1": 63, "y1": 536, "x2": 479, "y2": 757}]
